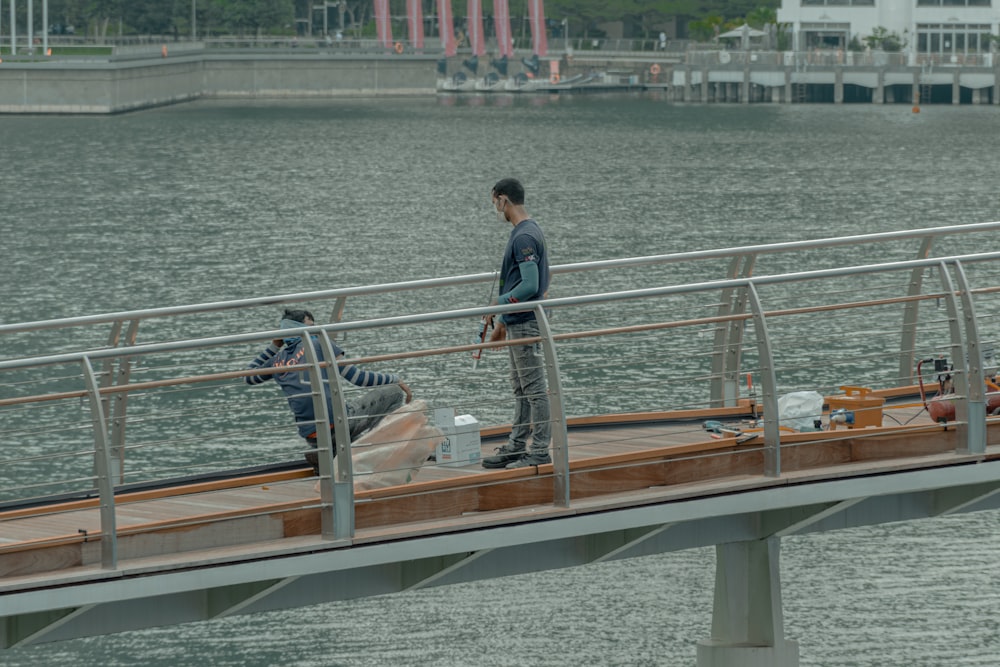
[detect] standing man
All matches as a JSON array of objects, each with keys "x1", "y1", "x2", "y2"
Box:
[
  {"x1": 481, "y1": 178, "x2": 552, "y2": 469},
  {"x1": 246, "y1": 309, "x2": 411, "y2": 473}
]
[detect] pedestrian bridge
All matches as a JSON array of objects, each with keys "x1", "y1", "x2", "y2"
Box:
[{"x1": 4, "y1": 222, "x2": 1000, "y2": 666}]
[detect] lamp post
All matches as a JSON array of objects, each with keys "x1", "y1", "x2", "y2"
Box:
[{"x1": 562, "y1": 18, "x2": 568, "y2": 52}]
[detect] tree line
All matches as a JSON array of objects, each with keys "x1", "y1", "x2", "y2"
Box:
[{"x1": 20, "y1": 0, "x2": 779, "y2": 42}]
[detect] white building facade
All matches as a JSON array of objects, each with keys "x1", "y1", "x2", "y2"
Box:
[{"x1": 778, "y1": 0, "x2": 999, "y2": 64}]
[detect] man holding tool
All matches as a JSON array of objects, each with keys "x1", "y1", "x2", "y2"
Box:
[{"x1": 480, "y1": 178, "x2": 553, "y2": 469}]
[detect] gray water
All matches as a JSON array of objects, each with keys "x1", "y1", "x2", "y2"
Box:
[{"x1": 3, "y1": 95, "x2": 1000, "y2": 665}]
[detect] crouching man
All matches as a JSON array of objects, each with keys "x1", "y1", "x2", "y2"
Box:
[{"x1": 245, "y1": 309, "x2": 411, "y2": 472}]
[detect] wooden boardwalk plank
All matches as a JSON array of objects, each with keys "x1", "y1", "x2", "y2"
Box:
[{"x1": 0, "y1": 404, "x2": 962, "y2": 582}]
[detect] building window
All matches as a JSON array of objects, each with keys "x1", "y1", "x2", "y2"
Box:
[
  {"x1": 917, "y1": 0, "x2": 990, "y2": 5},
  {"x1": 916, "y1": 23, "x2": 993, "y2": 63}
]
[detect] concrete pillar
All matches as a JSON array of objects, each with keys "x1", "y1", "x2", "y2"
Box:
[
  {"x1": 771, "y1": 85, "x2": 781, "y2": 103},
  {"x1": 834, "y1": 67, "x2": 843, "y2": 104},
  {"x1": 873, "y1": 69, "x2": 884, "y2": 104},
  {"x1": 953, "y1": 70, "x2": 960, "y2": 104},
  {"x1": 742, "y1": 68, "x2": 750, "y2": 104},
  {"x1": 697, "y1": 538, "x2": 799, "y2": 667},
  {"x1": 784, "y1": 69, "x2": 792, "y2": 105},
  {"x1": 684, "y1": 67, "x2": 693, "y2": 102},
  {"x1": 701, "y1": 68, "x2": 709, "y2": 102},
  {"x1": 912, "y1": 72, "x2": 920, "y2": 106},
  {"x1": 973, "y1": 88, "x2": 982, "y2": 104}
]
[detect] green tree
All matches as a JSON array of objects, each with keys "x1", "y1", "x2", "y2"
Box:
[
  {"x1": 687, "y1": 13, "x2": 722, "y2": 42},
  {"x1": 746, "y1": 6, "x2": 775, "y2": 29},
  {"x1": 865, "y1": 26, "x2": 906, "y2": 52}
]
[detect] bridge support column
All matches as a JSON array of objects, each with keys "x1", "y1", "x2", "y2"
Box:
[{"x1": 696, "y1": 538, "x2": 799, "y2": 667}]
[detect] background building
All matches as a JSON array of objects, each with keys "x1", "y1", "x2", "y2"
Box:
[{"x1": 778, "y1": 0, "x2": 999, "y2": 64}]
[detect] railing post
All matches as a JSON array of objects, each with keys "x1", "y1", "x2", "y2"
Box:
[
  {"x1": 952, "y1": 261, "x2": 987, "y2": 454},
  {"x1": 328, "y1": 297, "x2": 347, "y2": 336},
  {"x1": 317, "y1": 330, "x2": 357, "y2": 538},
  {"x1": 936, "y1": 261, "x2": 973, "y2": 451},
  {"x1": 710, "y1": 253, "x2": 757, "y2": 407},
  {"x1": 299, "y1": 330, "x2": 347, "y2": 539},
  {"x1": 534, "y1": 304, "x2": 570, "y2": 508},
  {"x1": 899, "y1": 235, "x2": 936, "y2": 384},
  {"x1": 80, "y1": 355, "x2": 118, "y2": 570},
  {"x1": 107, "y1": 318, "x2": 139, "y2": 485},
  {"x1": 746, "y1": 282, "x2": 781, "y2": 477},
  {"x1": 98, "y1": 319, "x2": 124, "y2": 483}
]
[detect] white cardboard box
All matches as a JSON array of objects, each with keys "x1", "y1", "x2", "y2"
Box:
[{"x1": 435, "y1": 412, "x2": 481, "y2": 467}]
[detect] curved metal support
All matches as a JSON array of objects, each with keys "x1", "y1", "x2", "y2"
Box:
[
  {"x1": 535, "y1": 304, "x2": 570, "y2": 508},
  {"x1": 937, "y1": 261, "x2": 970, "y2": 449},
  {"x1": 328, "y1": 297, "x2": 347, "y2": 341},
  {"x1": 746, "y1": 282, "x2": 781, "y2": 478},
  {"x1": 953, "y1": 261, "x2": 986, "y2": 454},
  {"x1": 318, "y1": 330, "x2": 356, "y2": 537},
  {"x1": 108, "y1": 319, "x2": 139, "y2": 485},
  {"x1": 899, "y1": 235, "x2": 935, "y2": 383},
  {"x1": 300, "y1": 330, "x2": 352, "y2": 539},
  {"x1": 81, "y1": 355, "x2": 118, "y2": 570},
  {"x1": 710, "y1": 253, "x2": 757, "y2": 407},
  {"x1": 97, "y1": 320, "x2": 124, "y2": 481}
]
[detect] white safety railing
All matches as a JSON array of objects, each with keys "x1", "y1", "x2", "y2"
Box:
[
  {"x1": 683, "y1": 49, "x2": 995, "y2": 69},
  {"x1": 3, "y1": 226, "x2": 1000, "y2": 569}
]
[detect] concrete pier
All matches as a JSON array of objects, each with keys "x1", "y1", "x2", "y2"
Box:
[
  {"x1": 2, "y1": 47, "x2": 1000, "y2": 113},
  {"x1": 697, "y1": 539, "x2": 800, "y2": 667},
  {"x1": 0, "y1": 52, "x2": 436, "y2": 114}
]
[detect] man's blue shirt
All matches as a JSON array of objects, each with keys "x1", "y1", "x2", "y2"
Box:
[{"x1": 499, "y1": 218, "x2": 549, "y2": 325}]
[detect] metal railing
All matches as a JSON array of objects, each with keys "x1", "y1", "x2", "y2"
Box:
[
  {"x1": 5, "y1": 221, "x2": 1000, "y2": 405},
  {"x1": 684, "y1": 49, "x2": 996, "y2": 69},
  {"x1": 0, "y1": 36, "x2": 693, "y2": 62},
  {"x1": 3, "y1": 226, "x2": 1000, "y2": 571}
]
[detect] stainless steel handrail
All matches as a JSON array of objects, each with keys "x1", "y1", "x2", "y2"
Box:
[
  {"x1": 2, "y1": 249, "x2": 999, "y2": 568},
  {"x1": 3, "y1": 222, "x2": 1000, "y2": 337}
]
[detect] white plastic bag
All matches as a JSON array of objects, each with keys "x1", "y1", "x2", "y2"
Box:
[
  {"x1": 777, "y1": 391, "x2": 824, "y2": 432},
  {"x1": 351, "y1": 400, "x2": 444, "y2": 491},
  {"x1": 348, "y1": 399, "x2": 445, "y2": 491}
]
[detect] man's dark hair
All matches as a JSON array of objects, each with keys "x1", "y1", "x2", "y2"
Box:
[
  {"x1": 492, "y1": 178, "x2": 525, "y2": 205},
  {"x1": 283, "y1": 308, "x2": 314, "y2": 323}
]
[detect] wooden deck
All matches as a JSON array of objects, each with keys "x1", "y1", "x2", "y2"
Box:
[{"x1": 1, "y1": 396, "x2": 992, "y2": 588}]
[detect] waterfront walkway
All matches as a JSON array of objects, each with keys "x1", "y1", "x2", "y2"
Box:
[
  {"x1": 5, "y1": 222, "x2": 1000, "y2": 665},
  {"x1": 2, "y1": 41, "x2": 998, "y2": 113}
]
